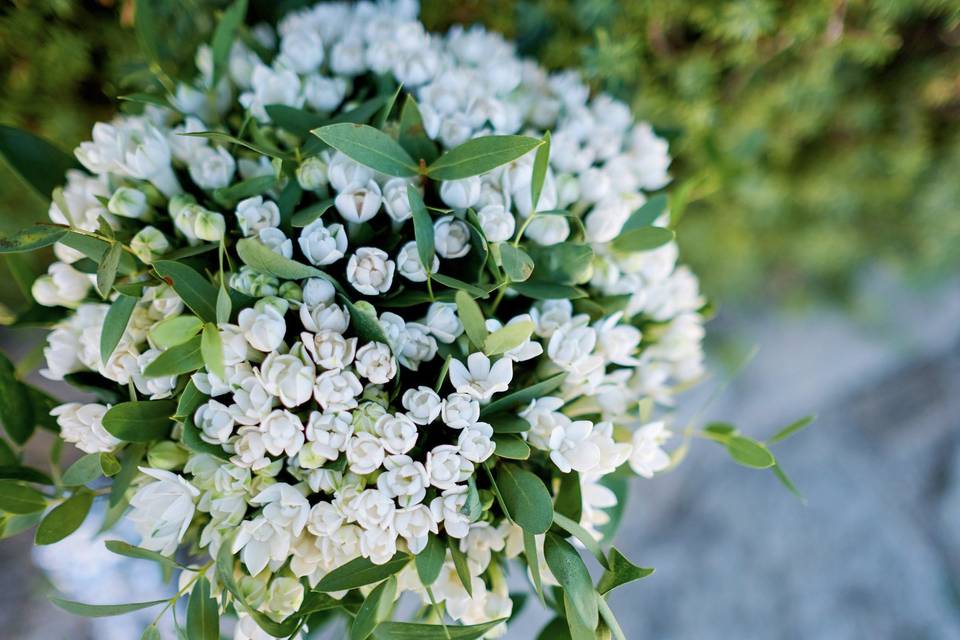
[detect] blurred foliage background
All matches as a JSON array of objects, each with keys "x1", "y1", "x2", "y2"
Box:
[{"x1": 3, "y1": 0, "x2": 960, "y2": 306}]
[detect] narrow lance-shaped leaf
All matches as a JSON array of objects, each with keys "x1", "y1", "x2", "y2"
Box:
[
  {"x1": 481, "y1": 372, "x2": 565, "y2": 417},
  {"x1": 350, "y1": 575, "x2": 397, "y2": 640},
  {"x1": 0, "y1": 351, "x2": 35, "y2": 445},
  {"x1": 597, "y1": 547, "x2": 654, "y2": 595},
  {"x1": 407, "y1": 185, "x2": 434, "y2": 275},
  {"x1": 768, "y1": 415, "x2": 815, "y2": 444},
  {"x1": 201, "y1": 323, "x2": 226, "y2": 381},
  {"x1": 143, "y1": 335, "x2": 205, "y2": 378},
  {"x1": 0, "y1": 481, "x2": 47, "y2": 514},
  {"x1": 530, "y1": 131, "x2": 551, "y2": 213},
  {"x1": 455, "y1": 290, "x2": 487, "y2": 350},
  {"x1": 543, "y1": 533, "x2": 598, "y2": 630},
  {"x1": 105, "y1": 540, "x2": 185, "y2": 569},
  {"x1": 371, "y1": 619, "x2": 507, "y2": 640},
  {"x1": 96, "y1": 242, "x2": 123, "y2": 299},
  {"x1": 398, "y1": 95, "x2": 438, "y2": 163},
  {"x1": 0, "y1": 126, "x2": 79, "y2": 199},
  {"x1": 610, "y1": 226, "x2": 675, "y2": 254},
  {"x1": 447, "y1": 538, "x2": 473, "y2": 597},
  {"x1": 314, "y1": 553, "x2": 409, "y2": 592},
  {"x1": 415, "y1": 533, "x2": 445, "y2": 587},
  {"x1": 236, "y1": 237, "x2": 325, "y2": 280},
  {"x1": 0, "y1": 224, "x2": 68, "y2": 253},
  {"x1": 211, "y1": 0, "x2": 248, "y2": 87},
  {"x1": 100, "y1": 294, "x2": 138, "y2": 364},
  {"x1": 149, "y1": 314, "x2": 204, "y2": 350},
  {"x1": 154, "y1": 261, "x2": 218, "y2": 322},
  {"x1": 187, "y1": 576, "x2": 220, "y2": 640},
  {"x1": 427, "y1": 135, "x2": 542, "y2": 180},
  {"x1": 49, "y1": 596, "x2": 169, "y2": 618},
  {"x1": 312, "y1": 123, "x2": 418, "y2": 177}
]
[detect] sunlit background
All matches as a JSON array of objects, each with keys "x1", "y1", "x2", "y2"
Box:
[{"x1": 1, "y1": 1, "x2": 959, "y2": 638}]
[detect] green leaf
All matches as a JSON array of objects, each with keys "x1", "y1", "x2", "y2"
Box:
[
  {"x1": 481, "y1": 373, "x2": 565, "y2": 417},
  {"x1": 290, "y1": 199, "x2": 334, "y2": 228},
  {"x1": 427, "y1": 135, "x2": 542, "y2": 180},
  {"x1": 771, "y1": 463, "x2": 805, "y2": 501},
  {"x1": 154, "y1": 261, "x2": 217, "y2": 322},
  {"x1": 201, "y1": 323, "x2": 226, "y2": 381},
  {"x1": 596, "y1": 475, "x2": 627, "y2": 542},
  {"x1": 552, "y1": 512, "x2": 609, "y2": 570},
  {"x1": 149, "y1": 315, "x2": 204, "y2": 350},
  {"x1": 312, "y1": 123, "x2": 418, "y2": 177},
  {"x1": 726, "y1": 435, "x2": 776, "y2": 469},
  {"x1": 213, "y1": 173, "x2": 275, "y2": 205},
  {"x1": 180, "y1": 131, "x2": 290, "y2": 160},
  {"x1": 187, "y1": 576, "x2": 220, "y2": 640},
  {"x1": 563, "y1": 592, "x2": 596, "y2": 640},
  {"x1": 597, "y1": 547, "x2": 654, "y2": 595},
  {"x1": 266, "y1": 104, "x2": 328, "y2": 139},
  {"x1": 96, "y1": 242, "x2": 123, "y2": 298},
  {"x1": 118, "y1": 93, "x2": 175, "y2": 111},
  {"x1": 60, "y1": 231, "x2": 138, "y2": 274},
  {"x1": 554, "y1": 472, "x2": 582, "y2": 524},
  {"x1": 543, "y1": 533, "x2": 597, "y2": 630},
  {"x1": 216, "y1": 283, "x2": 232, "y2": 325},
  {"x1": 50, "y1": 596, "x2": 168, "y2": 618},
  {"x1": 408, "y1": 185, "x2": 434, "y2": 274},
  {"x1": 35, "y1": 489, "x2": 94, "y2": 544},
  {"x1": 597, "y1": 595, "x2": 627, "y2": 640},
  {"x1": 140, "y1": 625, "x2": 162, "y2": 640},
  {"x1": 495, "y1": 463, "x2": 553, "y2": 534},
  {"x1": 105, "y1": 540, "x2": 184, "y2": 569},
  {"x1": 530, "y1": 131, "x2": 551, "y2": 212},
  {"x1": 431, "y1": 273, "x2": 492, "y2": 298},
  {"x1": 536, "y1": 618, "x2": 571, "y2": 640},
  {"x1": 500, "y1": 243, "x2": 534, "y2": 282},
  {"x1": 102, "y1": 400, "x2": 176, "y2": 442},
  {"x1": 100, "y1": 294, "x2": 138, "y2": 363},
  {"x1": 236, "y1": 237, "x2": 323, "y2": 280},
  {"x1": 143, "y1": 335, "x2": 204, "y2": 378},
  {"x1": 109, "y1": 443, "x2": 145, "y2": 507},
  {"x1": 397, "y1": 95, "x2": 438, "y2": 163},
  {"x1": 526, "y1": 243, "x2": 593, "y2": 285},
  {"x1": 768, "y1": 415, "x2": 815, "y2": 444},
  {"x1": 622, "y1": 194, "x2": 668, "y2": 232},
  {"x1": 510, "y1": 281, "x2": 588, "y2": 301},
  {"x1": 175, "y1": 380, "x2": 207, "y2": 420},
  {"x1": 62, "y1": 453, "x2": 121, "y2": 487},
  {"x1": 0, "y1": 465, "x2": 53, "y2": 485},
  {"x1": 704, "y1": 422, "x2": 736, "y2": 437},
  {"x1": 0, "y1": 351, "x2": 35, "y2": 444},
  {"x1": 372, "y1": 620, "x2": 506, "y2": 640},
  {"x1": 341, "y1": 297, "x2": 389, "y2": 344},
  {"x1": 447, "y1": 538, "x2": 473, "y2": 597},
  {"x1": 211, "y1": 0, "x2": 247, "y2": 87},
  {"x1": 455, "y1": 291, "x2": 487, "y2": 350},
  {"x1": 0, "y1": 481, "x2": 47, "y2": 514},
  {"x1": 493, "y1": 434, "x2": 530, "y2": 460},
  {"x1": 524, "y1": 530, "x2": 544, "y2": 602},
  {"x1": 0, "y1": 224, "x2": 68, "y2": 253},
  {"x1": 484, "y1": 320, "x2": 534, "y2": 356},
  {"x1": 0, "y1": 126, "x2": 78, "y2": 199},
  {"x1": 486, "y1": 414, "x2": 530, "y2": 433},
  {"x1": 315, "y1": 553, "x2": 409, "y2": 592},
  {"x1": 182, "y1": 415, "x2": 229, "y2": 460},
  {"x1": 350, "y1": 575, "x2": 397, "y2": 640},
  {"x1": 415, "y1": 533, "x2": 445, "y2": 587},
  {"x1": 610, "y1": 226, "x2": 675, "y2": 254}
]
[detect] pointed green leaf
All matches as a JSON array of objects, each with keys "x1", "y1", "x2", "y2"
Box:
[
  {"x1": 455, "y1": 290, "x2": 487, "y2": 350},
  {"x1": 0, "y1": 126, "x2": 78, "y2": 199},
  {"x1": 105, "y1": 540, "x2": 185, "y2": 568},
  {"x1": 102, "y1": 400, "x2": 176, "y2": 442},
  {"x1": 552, "y1": 512, "x2": 609, "y2": 570},
  {"x1": 211, "y1": 0, "x2": 248, "y2": 87},
  {"x1": 447, "y1": 537, "x2": 473, "y2": 597},
  {"x1": 622, "y1": 194, "x2": 668, "y2": 232},
  {"x1": 427, "y1": 135, "x2": 542, "y2": 180},
  {"x1": 372, "y1": 620, "x2": 506, "y2": 640},
  {"x1": 523, "y1": 530, "x2": 544, "y2": 602},
  {"x1": 35, "y1": 488, "x2": 94, "y2": 544},
  {"x1": 480, "y1": 372, "x2": 565, "y2": 417},
  {"x1": 62, "y1": 453, "x2": 120, "y2": 487},
  {"x1": 340, "y1": 297, "x2": 389, "y2": 344},
  {"x1": 0, "y1": 351, "x2": 34, "y2": 444},
  {"x1": 726, "y1": 435, "x2": 776, "y2": 469},
  {"x1": 0, "y1": 224, "x2": 68, "y2": 253},
  {"x1": 50, "y1": 596, "x2": 168, "y2": 618},
  {"x1": 187, "y1": 576, "x2": 219, "y2": 640},
  {"x1": 290, "y1": 199, "x2": 334, "y2": 228},
  {"x1": 140, "y1": 625, "x2": 162, "y2": 640},
  {"x1": 597, "y1": 594, "x2": 627, "y2": 640},
  {"x1": 312, "y1": 123, "x2": 418, "y2": 177},
  {"x1": 543, "y1": 533, "x2": 597, "y2": 630},
  {"x1": 236, "y1": 237, "x2": 324, "y2": 280},
  {"x1": 484, "y1": 320, "x2": 534, "y2": 356},
  {"x1": 431, "y1": 273, "x2": 491, "y2": 297},
  {"x1": 213, "y1": 173, "x2": 275, "y2": 205},
  {"x1": 201, "y1": 323, "x2": 226, "y2": 381},
  {"x1": 154, "y1": 261, "x2": 217, "y2": 322},
  {"x1": 143, "y1": 335, "x2": 204, "y2": 378},
  {"x1": 60, "y1": 231, "x2": 138, "y2": 274},
  {"x1": 0, "y1": 481, "x2": 47, "y2": 514},
  {"x1": 408, "y1": 185, "x2": 434, "y2": 274},
  {"x1": 486, "y1": 414, "x2": 531, "y2": 433},
  {"x1": 768, "y1": 415, "x2": 815, "y2": 444},
  {"x1": 415, "y1": 533, "x2": 445, "y2": 587},
  {"x1": 530, "y1": 131, "x2": 551, "y2": 212},
  {"x1": 495, "y1": 463, "x2": 553, "y2": 534},
  {"x1": 180, "y1": 131, "x2": 290, "y2": 161},
  {"x1": 526, "y1": 243, "x2": 593, "y2": 285},
  {"x1": 216, "y1": 283, "x2": 232, "y2": 325},
  {"x1": 149, "y1": 315, "x2": 204, "y2": 350},
  {"x1": 597, "y1": 547, "x2": 654, "y2": 595},
  {"x1": 350, "y1": 575, "x2": 397, "y2": 640},
  {"x1": 96, "y1": 242, "x2": 123, "y2": 298},
  {"x1": 610, "y1": 226, "x2": 675, "y2": 254},
  {"x1": 510, "y1": 281, "x2": 587, "y2": 301},
  {"x1": 100, "y1": 294, "x2": 138, "y2": 364},
  {"x1": 109, "y1": 443, "x2": 145, "y2": 507},
  {"x1": 397, "y1": 95, "x2": 438, "y2": 163},
  {"x1": 493, "y1": 434, "x2": 530, "y2": 460},
  {"x1": 314, "y1": 553, "x2": 409, "y2": 592}
]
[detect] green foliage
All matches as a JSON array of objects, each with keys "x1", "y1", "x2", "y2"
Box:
[{"x1": 423, "y1": 0, "x2": 960, "y2": 302}]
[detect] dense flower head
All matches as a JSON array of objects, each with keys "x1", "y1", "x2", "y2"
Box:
[{"x1": 34, "y1": 1, "x2": 707, "y2": 637}]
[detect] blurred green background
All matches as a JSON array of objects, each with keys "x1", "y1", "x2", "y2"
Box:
[{"x1": 4, "y1": 0, "x2": 960, "y2": 305}]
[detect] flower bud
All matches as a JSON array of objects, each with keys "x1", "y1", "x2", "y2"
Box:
[
  {"x1": 107, "y1": 186, "x2": 149, "y2": 219},
  {"x1": 295, "y1": 157, "x2": 328, "y2": 191},
  {"x1": 278, "y1": 281, "x2": 302, "y2": 302},
  {"x1": 194, "y1": 209, "x2": 226, "y2": 242},
  {"x1": 130, "y1": 226, "x2": 171, "y2": 264},
  {"x1": 146, "y1": 441, "x2": 190, "y2": 470}
]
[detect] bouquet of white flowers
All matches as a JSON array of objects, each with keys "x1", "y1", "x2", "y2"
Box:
[{"x1": 0, "y1": 1, "x2": 807, "y2": 638}]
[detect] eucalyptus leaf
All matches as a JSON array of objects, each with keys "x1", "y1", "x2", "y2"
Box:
[
  {"x1": 0, "y1": 466, "x2": 53, "y2": 485},
  {"x1": 350, "y1": 575, "x2": 397, "y2": 640},
  {"x1": 314, "y1": 552, "x2": 409, "y2": 592},
  {"x1": 448, "y1": 537, "x2": 473, "y2": 597},
  {"x1": 552, "y1": 512, "x2": 609, "y2": 570},
  {"x1": 149, "y1": 315, "x2": 204, "y2": 350},
  {"x1": 427, "y1": 135, "x2": 542, "y2": 180},
  {"x1": 372, "y1": 619, "x2": 506, "y2": 640},
  {"x1": 49, "y1": 596, "x2": 168, "y2": 618},
  {"x1": 216, "y1": 283, "x2": 232, "y2": 325},
  {"x1": 415, "y1": 533, "x2": 445, "y2": 587},
  {"x1": 100, "y1": 294, "x2": 138, "y2": 364},
  {"x1": 312, "y1": 123, "x2": 418, "y2": 177},
  {"x1": 265, "y1": 104, "x2": 328, "y2": 139},
  {"x1": 486, "y1": 414, "x2": 531, "y2": 433},
  {"x1": 0, "y1": 351, "x2": 35, "y2": 444},
  {"x1": 0, "y1": 126, "x2": 78, "y2": 199},
  {"x1": 180, "y1": 131, "x2": 290, "y2": 160},
  {"x1": 62, "y1": 453, "x2": 121, "y2": 487},
  {"x1": 499, "y1": 243, "x2": 534, "y2": 282},
  {"x1": 105, "y1": 540, "x2": 184, "y2": 569},
  {"x1": 610, "y1": 226, "x2": 675, "y2": 254},
  {"x1": 510, "y1": 281, "x2": 587, "y2": 301},
  {"x1": 524, "y1": 530, "x2": 544, "y2": 602},
  {"x1": 768, "y1": 415, "x2": 815, "y2": 444},
  {"x1": 143, "y1": 336, "x2": 204, "y2": 378},
  {"x1": 398, "y1": 95, "x2": 438, "y2": 163},
  {"x1": 211, "y1": 0, "x2": 247, "y2": 87},
  {"x1": 102, "y1": 400, "x2": 176, "y2": 442},
  {"x1": 408, "y1": 185, "x2": 434, "y2": 274},
  {"x1": 495, "y1": 463, "x2": 553, "y2": 534},
  {"x1": 0, "y1": 224, "x2": 68, "y2": 253},
  {"x1": 176, "y1": 380, "x2": 208, "y2": 420},
  {"x1": 431, "y1": 273, "x2": 492, "y2": 298},
  {"x1": 35, "y1": 488, "x2": 94, "y2": 545},
  {"x1": 597, "y1": 547, "x2": 654, "y2": 594},
  {"x1": 455, "y1": 291, "x2": 487, "y2": 350},
  {"x1": 484, "y1": 320, "x2": 534, "y2": 356},
  {"x1": 726, "y1": 435, "x2": 776, "y2": 469},
  {"x1": 526, "y1": 243, "x2": 593, "y2": 285},
  {"x1": 213, "y1": 173, "x2": 275, "y2": 204},
  {"x1": 154, "y1": 261, "x2": 218, "y2": 322},
  {"x1": 109, "y1": 443, "x2": 146, "y2": 507},
  {"x1": 481, "y1": 373, "x2": 565, "y2": 417},
  {"x1": 236, "y1": 237, "x2": 323, "y2": 280},
  {"x1": 543, "y1": 533, "x2": 598, "y2": 630},
  {"x1": 530, "y1": 131, "x2": 551, "y2": 213},
  {"x1": 341, "y1": 297, "x2": 389, "y2": 344},
  {"x1": 60, "y1": 232, "x2": 138, "y2": 274},
  {"x1": 96, "y1": 242, "x2": 123, "y2": 298},
  {"x1": 0, "y1": 481, "x2": 47, "y2": 514},
  {"x1": 201, "y1": 323, "x2": 226, "y2": 381},
  {"x1": 187, "y1": 576, "x2": 219, "y2": 640},
  {"x1": 622, "y1": 194, "x2": 668, "y2": 231},
  {"x1": 493, "y1": 434, "x2": 530, "y2": 460},
  {"x1": 290, "y1": 199, "x2": 334, "y2": 228}
]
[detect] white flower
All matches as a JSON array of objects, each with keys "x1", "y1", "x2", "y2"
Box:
[
  {"x1": 360, "y1": 526, "x2": 398, "y2": 565},
  {"x1": 298, "y1": 219, "x2": 348, "y2": 266},
  {"x1": 530, "y1": 300, "x2": 573, "y2": 338},
  {"x1": 303, "y1": 75, "x2": 350, "y2": 112},
  {"x1": 241, "y1": 64, "x2": 303, "y2": 121},
  {"x1": 382, "y1": 178, "x2": 415, "y2": 222},
  {"x1": 525, "y1": 215, "x2": 569, "y2": 246},
  {"x1": 433, "y1": 215, "x2": 471, "y2": 259},
  {"x1": 353, "y1": 488, "x2": 396, "y2": 530},
  {"x1": 395, "y1": 241, "x2": 438, "y2": 282},
  {"x1": 99, "y1": 340, "x2": 141, "y2": 384},
  {"x1": 258, "y1": 347, "x2": 315, "y2": 408},
  {"x1": 189, "y1": 145, "x2": 236, "y2": 190},
  {"x1": 302, "y1": 330, "x2": 357, "y2": 370},
  {"x1": 424, "y1": 302, "x2": 463, "y2": 343},
  {"x1": 296, "y1": 156, "x2": 328, "y2": 191},
  {"x1": 300, "y1": 301, "x2": 349, "y2": 334},
  {"x1": 195, "y1": 399, "x2": 236, "y2": 445},
  {"x1": 346, "y1": 247, "x2": 395, "y2": 295},
  {"x1": 448, "y1": 353, "x2": 513, "y2": 401},
  {"x1": 40, "y1": 326, "x2": 83, "y2": 381},
  {"x1": 307, "y1": 501, "x2": 344, "y2": 537},
  {"x1": 218, "y1": 324, "x2": 253, "y2": 365},
  {"x1": 128, "y1": 468, "x2": 199, "y2": 556},
  {"x1": 232, "y1": 515, "x2": 291, "y2": 576},
  {"x1": 231, "y1": 372, "x2": 276, "y2": 426},
  {"x1": 629, "y1": 421, "x2": 672, "y2": 478},
  {"x1": 314, "y1": 369, "x2": 363, "y2": 412},
  {"x1": 377, "y1": 455, "x2": 429, "y2": 507},
  {"x1": 401, "y1": 386, "x2": 442, "y2": 425},
  {"x1": 264, "y1": 577, "x2": 305, "y2": 622},
  {"x1": 278, "y1": 28, "x2": 324, "y2": 73},
  {"x1": 299, "y1": 411, "x2": 352, "y2": 467},
  {"x1": 441, "y1": 393, "x2": 480, "y2": 429},
  {"x1": 520, "y1": 396, "x2": 568, "y2": 450},
  {"x1": 335, "y1": 180, "x2": 382, "y2": 223},
  {"x1": 238, "y1": 303, "x2": 287, "y2": 352},
  {"x1": 354, "y1": 342, "x2": 397, "y2": 384},
  {"x1": 327, "y1": 152, "x2": 374, "y2": 192},
  {"x1": 394, "y1": 504, "x2": 438, "y2": 553},
  {"x1": 50, "y1": 403, "x2": 120, "y2": 454},
  {"x1": 548, "y1": 419, "x2": 600, "y2": 474},
  {"x1": 457, "y1": 422, "x2": 495, "y2": 463},
  {"x1": 302, "y1": 277, "x2": 336, "y2": 308},
  {"x1": 346, "y1": 432, "x2": 385, "y2": 475},
  {"x1": 252, "y1": 483, "x2": 310, "y2": 536},
  {"x1": 426, "y1": 444, "x2": 472, "y2": 490},
  {"x1": 32, "y1": 262, "x2": 91, "y2": 308},
  {"x1": 231, "y1": 426, "x2": 272, "y2": 471},
  {"x1": 132, "y1": 348, "x2": 177, "y2": 399},
  {"x1": 476, "y1": 204, "x2": 515, "y2": 242},
  {"x1": 236, "y1": 196, "x2": 281, "y2": 236},
  {"x1": 377, "y1": 413, "x2": 419, "y2": 455},
  {"x1": 429, "y1": 485, "x2": 471, "y2": 538},
  {"x1": 107, "y1": 186, "x2": 149, "y2": 219},
  {"x1": 259, "y1": 409, "x2": 305, "y2": 457},
  {"x1": 439, "y1": 177, "x2": 481, "y2": 209},
  {"x1": 194, "y1": 209, "x2": 227, "y2": 242}
]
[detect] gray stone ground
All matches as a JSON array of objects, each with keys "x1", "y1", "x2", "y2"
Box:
[{"x1": 3, "y1": 274, "x2": 960, "y2": 639}]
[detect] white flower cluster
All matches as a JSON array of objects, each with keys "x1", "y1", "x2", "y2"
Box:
[{"x1": 35, "y1": 1, "x2": 706, "y2": 637}]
